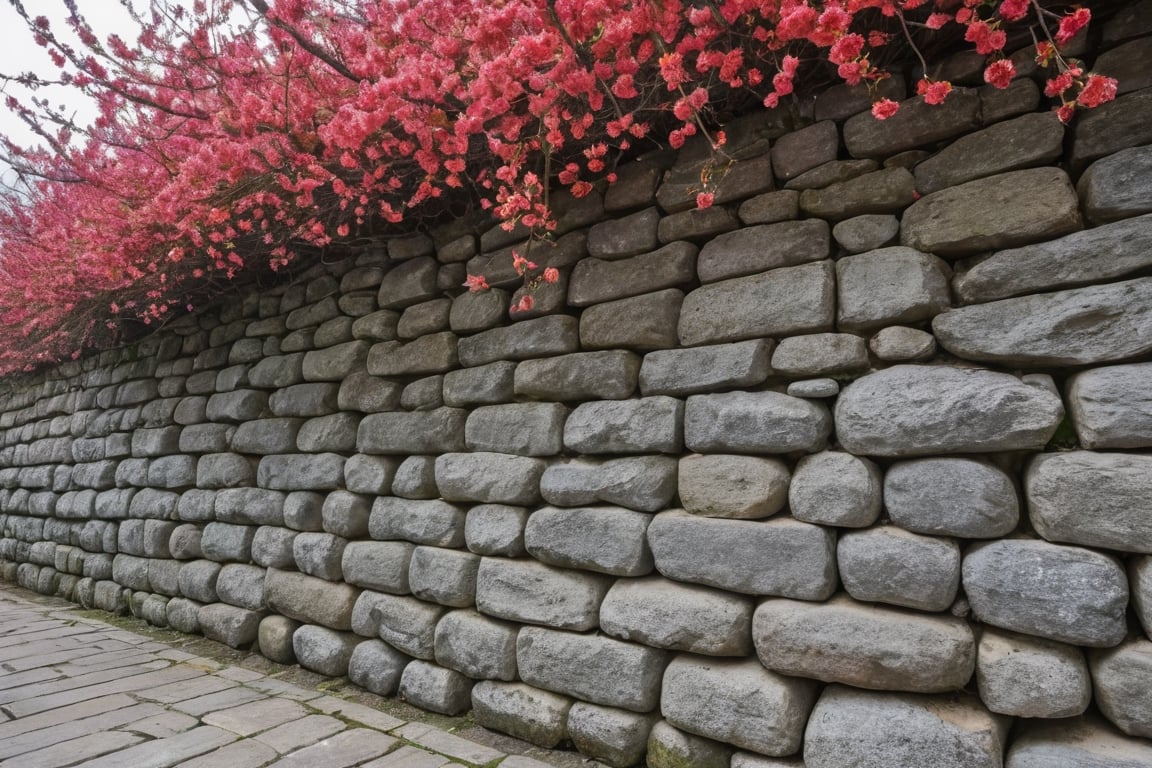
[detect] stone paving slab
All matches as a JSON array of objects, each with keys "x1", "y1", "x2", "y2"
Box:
[{"x1": 0, "y1": 583, "x2": 601, "y2": 768}]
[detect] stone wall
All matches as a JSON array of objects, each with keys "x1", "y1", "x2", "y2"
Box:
[{"x1": 3, "y1": 6, "x2": 1152, "y2": 766}]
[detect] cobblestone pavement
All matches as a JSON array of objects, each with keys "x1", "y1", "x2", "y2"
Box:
[{"x1": 0, "y1": 584, "x2": 591, "y2": 768}]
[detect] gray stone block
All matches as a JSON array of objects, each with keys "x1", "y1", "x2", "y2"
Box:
[
  {"x1": 166, "y1": 597, "x2": 202, "y2": 634},
  {"x1": 198, "y1": 602, "x2": 263, "y2": 649},
  {"x1": 1078, "y1": 145, "x2": 1152, "y2": 225},
  {"x1": 348, "y1": 639, "x2": 409, "y2": 696},
  {"x1": 838, "y1": 527, "x2": 960, "y2": 612},
  {"x1": 804, "y1": 686, "x2": 1008, "y2": 768},
  {"x1": 169, "y1": 524, "x2": 203, "y2": 560},
  {"x1": 538, "y1": 457, "x2": 674, "y2": 514},
  {"x1": 195, "y1": 453, "x2": 256, "y2": 489},
  {"x1": 351, "y1": 308, "x2": 401, "y2": 341},
  {"x1": 283, "y1": 491, "x2": 325, "y2": 531},
  {"x1": 343, "y1": 455, "x2": 401, "y2": 495},
  {"x1": 443, "y1": 361, "x2": 517, "y2": 406},
  {"x1": 398, "y1": 660, "x2": 474, "y2": 715},
  {"x1": 868, "y1": 326, "x2": 936, "y2": 361},
  {"x1": 836, "y1": 247, "x2": 950, "y2": 333},
  {"x1": 601, "y1": 577, "x2": 753, "y2": 656},
  {"x1": 525, "y1": 506, "x2": 653, "y2": 577},
  {"x1": 258, "y1": 615, "x2": 301, "y2": 664},
  {"x1": 293, "y1": 532, "x2": 347, "y2": 581},
  {"x1": 514, "y1": 351, "x2": 640, "y2": 401},
  {"x1": 647, "y1": 720, "x2": 732, "y2": 768},
  {"x1": 321, "y1": 491, "x2": 372, "y2": 539},
  {"x1": 268, "y1": 382, "x2": 341, "y2": 417},
  {"x1": 475, "y1": 558, "x2": 611, "y2": 630},
  {"x1": 567, "y1": 703, "x2": 658, "y2": 768},
  {"x1": 265, "y1": 568, "x2": 361, "y2": 630},
  {"x1": 231, "y1": 418, "x2": 303, "y2": 455},
  {"x1": 564, "y1": 397, "x2": 683, "y2": 454},
  {"x1": 248, "y1": 354, "x2": 305, "y2": 388},
  {"x1": 471, "y1": 682, "x2": 573, "y2": 748},
  {"x1": 257, "y1": 454, "x2": 345, "y2": 491},
  {"x1": 798, "y1": 166, "x2": 916, "y2": 220},
  {"x1": 337, "y1": 372, "x2": 402, "y2": 413},
  {"x1": 371, "y1": 593, "x2": 446, "y2": 659},
  {"x1": 1133, "y1": 556, "x2": 1152, "y2": 639},
  {"x1": 397, "y1": 298, "x2": 451, "y2": 339},
  {"x1": 587, "y1": 206, "x2": 661, "y2": 259},
  {"x1": 648, "y1": 511, "x2": 837, "y2": 599},
  {"x1": 963, "y1": 539, "x2": 1128, "y2": 647},
  {"x1": 697, "y1": 220, "x2": 829, "y2": 284},
  {"x1": 357, "y1": 408, "x2": 467, "y2": 454},
  {"x1": 215, "y1": 488, "x2": 286, "y2": 526},
  {"x1": 306, "y1": 341, "x2": 375, "y2": 382},
  {"x1": 342, "y1": 540, "x2": 414, "y2": 594},
  {"x1": 391, "y1": 456, "x2": 439, "y2": 499},
  {"x1": 399, "y1": 375, "x2": 443, "y2": 411},
  {"x1": 1006, "y1": 714, "x2": 1152, "y2": 768},
  {"x1": 367, "y1": 332, "x2": 458, "y2": 376},
  {"x1": 434, "y1": 452, "x2": 544, "y2": 505},
  {"x1": 684, "y1": 391, "x2": 830, "y2": 454},
  {"x1": 570, "y1": 243, "x2": 697, "y2": 306},
  {"x1": 434, "y1": 609, "x2": 519, "y2": 681},
  {"x1": 579, "y1": 289, "x2": 684, "y2": 351},
  {"x1": 1091, "y1": 638, "x2": 1152, "y2": 737},
  {"x1": 662, "y1": 655, "x2": 816, "y2": 756},
  {"x1": 1027, "y1": 452, "x2": 1152, "y2": 553},
  {"x1": 296, "y1": 413, "x2": 360, "y2": 453},
  {"x1": 179, "y1": 424, "x2": 235, "y2": 454},
  {"x1": 679, "y1": 261, "x2": 835, "y2": 346},
  {"x1": 464, "y1": 505, "x2": 529, "y2": 557},
  {"x1": 884, "y1": 458, "x2": 1019, "y2": 538},
  {"x1": 147, "y1": 558, "x2": 181, "y2": 597},
  {"x1": 449, "y1": 289, "x2": 509, "y2": 333},
  {"x1": 788, "y1": 451, "x2": 881, "y2": 528},
  {"x1": 836, "y1": 365, "x2": 1064, "y2": 456},
  {"x1": 216, "y1": 563, "x2": 267, "y2": 611},
  {"x1": 754, "y1": 595, "x2": 974, "y2": 692},
  {"x1": 408, "y1": 546, "x2": 480, "y2": 607},
  {"x1": 771, "y1": 333, "x2": 868, "y2": 377},
  {"x1": 1067, "y1": 363, "x2": 1152, "y2": 449},
  {"x1": 147, "y1": 455, "x2": 198, "y2": 489},
  {"x1": 638, "y1": 340, "x2": 772, "y2": 397},
  {"x1": 738, "y1": 189, "x2": 799, "y2": 224},
  {"x1": 370, "y1": 498, "x2": 467, "y2": 547},
  {"x1": 293, "y1": 624, "x2": 363, "y2": 677},
  {"x1": 517, "y1": 626, "x2": 669, "y2": 712},
  {"x1": 833, "y1": 214, "x2": 899, "y2": 254},
  {"x1": 976, "y1": 627, "x2": 1091, "y2": 718},
  {"x1": 200, "y1": 522, "x2": 256, "y2": 563},
  {"x1": 206, "y1": 390, "x2": 268, "y2": 423},
  {"x1": 251, "y1": 526, "x2": 297, "y2": 569},
  {"x1": 458, "y1": 315, "x2": 579, "y2": 367},
  {"x1": 464, "y1": 404, "x2": 568, "y2": 456},
  {"x1": 678, "y1": 454, "x2": 788, "y2": 519},
  {"x1": 178, "y1": 559, "x2": 222, "y2": 603}
]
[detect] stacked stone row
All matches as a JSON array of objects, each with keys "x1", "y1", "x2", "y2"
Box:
[{"x1": 3, "y1": 6, "x2": 1152, "y2": 767}]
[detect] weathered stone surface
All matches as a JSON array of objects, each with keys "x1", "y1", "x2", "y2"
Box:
[
  {"x1": 471, "y1": 681, "x2": 572, "y2": 747},
  {"x1": 293, "y1": 532, "x2": 346, "y2": 581},
  {"x1": 1078, "y1": 145, "x2": 1152, "y2": 224},
  {"x1": 464, "y1": 404, "x2": 567, "y2": 456},
  {"x1": 257, "y1": 453, "x2": 344, "y2": 491},
  {"x1": 789, "y1": 451, "x2": 881, "y2": 529},
  {"x1": 639, "y1": 340, "x2": 772, "y2": 397},
  {"x1": 540, "y1": 456, "x2": 677, "y2": 513},
  {"x1": 679, "y1": 261, "x2": 835, "y2": 346},
  {"x1": 785, "y1": 158, "x2": 879, "y2": 190},
  {"x1": 366, "y1": 333, "x2": 458, "y2": 376},
  {"x1": 434, "y1": 609, "x2": 518, "y2": 680},
  {"x1": 351, "y1": 308, "x2": 401, "y2": 342},
  {"x1": 293, "y1": 624, "x2": 362, "y2": 677},
  {"x1": 804, "y1": 687, "x2": 1009, "y2": 768},
  {"x1": 843, "y1": 88, "x2": 982, "y2": 158},
  {"x1": 754, "y1": 595, "x2": 974, "y2": 692},
  {"x1": 370, "y1": 498, "x2": 466, "y2": 547},
  {"x1": 963, "y1": 539, "x2": 1128, "y2": 647},
  {"x1": 798, "y1": 167, "x2": 916, "y2": 221},
  {"x1": 257, "y1": 614, "x2": 299, "y2": 664},
  {"x1": 771, "y1": 120, "x2": 838, "y2": 180},
  {"x1": 835, "y1": 365, "x2": 1064, "y2": 456},
  {"x1": 442, "y1": 361, "x2": 516, "y2": 407},
  {"x1": 579, "y1": 289, "x2": 683, "y2": 351},
  {"x1": 214, "y1": 488, "x2": 285, "y2": 526},
  {"x1": 516, "y1": 626, "x2": 670, "y2": 712},
  {"x1": 1098, "y1": 35, "x2": 1152, "y2": 92},
  {"x1": 475, "y1": 558, "x2": 611, "y2": 631},
  {"x1": 357, "y1": 408, "x2": 467, "y2": 454},
  {"x1": 955, "y1": 214, "x2": 1152, "y2": 305},
  {"x1": 447, "y1": 288, "x2": 508, "y2": 335},
  {"x1": 397, "y1": 298, "x2": 451, "y2": 339},
  {"x1": 265, "y1": 568, "x2": 360, "y2": 630},
  {"x1": 296, "y1": 413, "x2": 360, "y2": 453},
  {"x1": 789, "y1": 378, "x2": 840, "y2": 397},
  {"x1": 1029, "y1": 451, "x2": 1152, "y2": 554},
  {"x1": 434, "y1": 452, "x2": 545, "y2": 505},
  {"x1": 684, "y1": 391, "x2": 830, "y2": 454},
  {"x1": 648, "y1": 511, "x2": 836, "y2": 599},
  {"x1": 1091, "y1": 638, "x2": 1152, "y2": 737},
  {"x1": 868, "y1": 326, "x2": 936, "y2": 361},
  {"x1": 282, "y1": 491, "x2": 324, "y2": 532},
  {"x1": 268, "y1": 382, "x2": 340, "y2": 417},
  {"x1": 934, "y1": 278, "x2": 1152, "y2": 366},
  {"x1": 398, "y1": 660, "x2": 474, "y2": 715},
  {"x1": 914, "y1": 112, "x2": 1064, "y2": 194},
  {"x1": 340, "y1": 540, "x2": 413, "y2": 595},
  {"x1": 514, "y1": 351, "x2": 638, "y2": 402},
  {"x1": 1007, "y1": 713, "x2": 1152, "y2": 768},
  {"x1": 696, "y1": 220, "x2": 830, "y2": 283},
  {"x1": 678, "y1": 454, "x2": 789, "y2": 519},
  {"x1": 901, "y1": 167, "x2": 1082, "y2": 257},
  {"x1": 600, "y1": 577, "x2": 753, "y2": 656},
  {"x1": 980, "y1": 76, "x2": 1040, "y2": 124},
  {"x1": 976, "y1": 627, "x2": 1091, "y2": 718},
  {"x1": 201, "y1": 522, "x2": 256, "y2": 563},
  {"x1": 569, "y1": 242, "x2": 697, "y2": 308},
  {"x1": 771, "y1": 333, "x2": 868, "y2": 377},
  {"x1": 337, "y1": 372, "x2": 401, "y2": 414},
  {"x1": 836, "y1": 247, "x2": 950, "y2": 332},
  {"x1": 568, "y1": 703, "x2": 658, "y2": 768},
  {"x1": 465, "y1": 504, "x2": 529, "y2": 556},
  {"x1": 832, "y1": 214, "x2": 899, "y2": 254},
  {"x1": 302, "y1": 341, "x2": 370, "y2": 381},
  {"x1": 657, "y1": 202, "x2": 740, "y2": 241},
  {"x1": 661, "y1": 656, "x2": 817, "y2": 756},
  {"x1": 838, "y1": 527, "x2": 960, "y2": 612},
  {"x1": 250, "y1": 526, "x2": 296, "y2": 569},
  {"x1": 885, "y1": 458, "x2": 1019, "y2": 538},
  {"x1": 586, "y1": 207, "x2": 661, "y2": 259},
  {"x1": 1070, "y1": 89, "x2": 1152, "y2": 174},
  {"x1": 198, "y1": 603, "x2": 263, "y2": 649},
  {"x1": 525, "y1": 506, "x2": 653, "y2": 577},
  {"x1": 458, "y1": 315, "x2": 579, "y2": 367},
  {"x1": 647, "y1": 720, "x2": 733, "y2": 768},
  {"x1": 738, "y1": 190, "x2": 799, "y2": 225},
  {"x1": 348, "y1": 639, "x2": 408, "y2": 696},
  {"x1": 377, "y1": 256, "x2": 439, "y2": 310},
  {"x1": 216, "y1": 563, "x2": 268, "y2": 610},
  {"x1": 370, "y1": 593, "x2": 445, "y2": 660},
  {"x1": 564, "y1": 397, "x2": 683, "y2": 454},
  {"x1": 408, "y1": 546, "x2": 480, "y2": 608}
]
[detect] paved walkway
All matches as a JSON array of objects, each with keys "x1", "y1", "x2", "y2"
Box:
[{"x1": 0, "y1": 584, "x2": 586, "y2": 768}]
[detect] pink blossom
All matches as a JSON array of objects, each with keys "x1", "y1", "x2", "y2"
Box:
[{"x1": 871, "y1": 98, "x2": 899, "y2": 120}]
